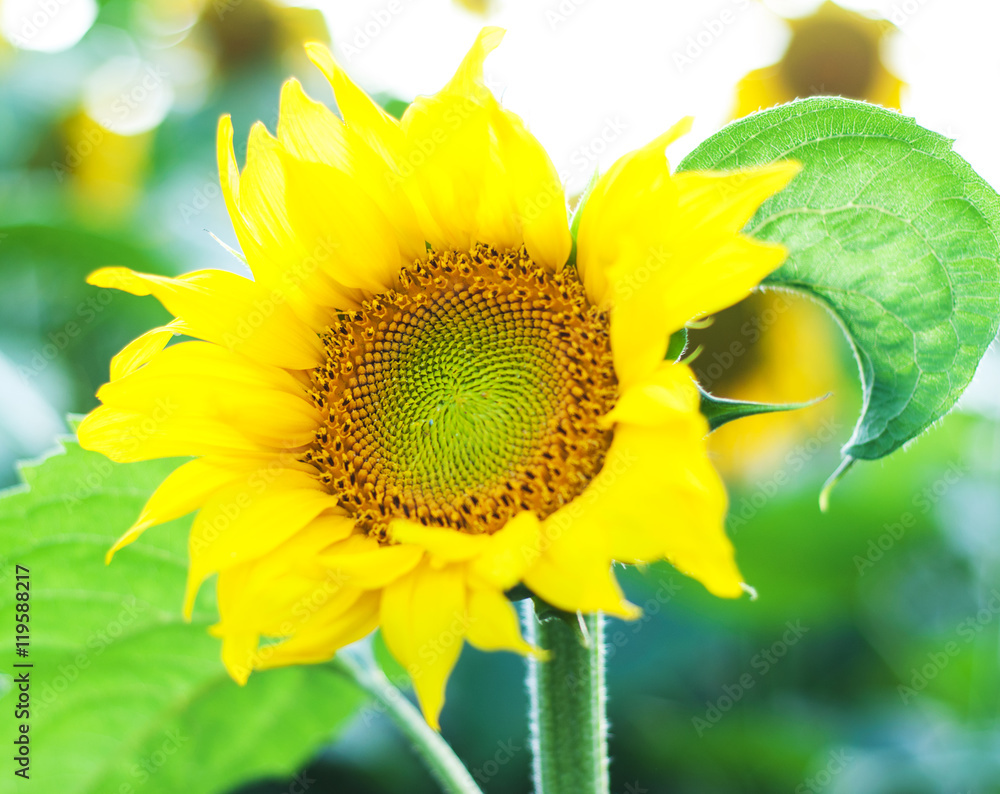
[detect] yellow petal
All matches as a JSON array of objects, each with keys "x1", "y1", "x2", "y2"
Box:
[
  {"x1": 389, "y1": 520, "x2": 488, "y2": 563},
  {"x1": 606, "y1": 235, "x2": 790, "y2": 388},
  {"x1": 380, "y1": 560, "x2": 467, "y2": 729},
  {"x1": 277, "y1": 77, "x2": 352, "y2": 169},
  {"x1": 77, "y1": 404, "x2": 269, "y2": 462},
  {"x1": 487, "y1": 104, "x2": 571, "y2": 270},
  {"x1": 733, "y1": 65, "x2": 789, "y2": 118},
  {"x1": 216, "y1": 515, "x2": 359, "y2": 633},
  {"x1": 91, "y1": 342, "x2": 320, "y2": 458},
  {"x1": 279, "y1": 151, "x2": 404, "y2": 293},
  {"x1": 213, "y1": 533, "x2": 380, "y2": 683},
  {"x1": 523, "y1": 509, "x2": 639, "y2": 620},
  {"x1": 671, "y1": 164, "x2": 804, "y2": 236},
  {"x1": 577, "y1": 131, "x2": 799, "y2": 388},
  {"x1": 599, "y1": 361, "x2": 700, "y2": 428},
  {"x1": 394, "y1": 28, "x2": 569, "y2": 263},
  {"x1": 216, "y1": 116, "x2": 360, "y2": 323},
  {"x1": 320, "y1": 536, "x2": 425, "y2": 589},
  {"x1": 567, "y1": 367, "x2": 745, "y2": 598},
  {"x1": 444, "y1": 26, "x2": 505, "y2": 97},
  {"x1": 218, "y1": 629, "x2": 258, "y2": 685},
  {"x1": 305, "y1": 41, "x2": 404, "y2": 163},
  {"x1": 576, "y1": 117, "x2": 692, "y2": 306},
  {"x1": 109, "y1": 319, "x2": 188, "y2": 381},
  {"x1": 184, "y1": 469, "x2": 338, "y2": 616},
  {"x1": 277, "y1": 78, "x2": 425, "y2": 265},
  {"x1": 254, "y1": 591, "x2": 381, "y2": 670},
  {"x1": 88, "y1": 266, "x2": 323, "y2": 370},
  {"x1": 399, "y1": 90, "x2": 493, "y2": 251},
  {"x1": 104, "y1": 456, "x2": 261, "y2": 563},
  {"x1": 469, "y1": 511, "x2": 541, "y2": 590},
  {"x1": 465, "y1": 586, "x2": 534, "y2": 655}
]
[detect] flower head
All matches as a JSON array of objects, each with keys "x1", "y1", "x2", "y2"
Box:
[
  {"x1": 79, "y1": 27, "x2": 799, "y2": 727},
  {"x1": 734, "y1": 1, "x2": 904, "y2": 118}
]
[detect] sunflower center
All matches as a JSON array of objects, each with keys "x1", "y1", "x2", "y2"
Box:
[
  {"x1": 781, "y1": 18, "x2": 876, "y2": 100},
  {"x1": 304, "y1": 243, "x2": 617, "y2": 538}
]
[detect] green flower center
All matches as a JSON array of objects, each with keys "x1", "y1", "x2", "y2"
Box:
[{"x1": 305, "y1": 244, "x2": 618, "y2": 538}]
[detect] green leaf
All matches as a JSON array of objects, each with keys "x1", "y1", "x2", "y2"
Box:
[
  {"x1": 567, "y1": 169, "x2": 599, "y2": 268},
  {"x1": 699, "y1": 386, "x2": 827, "y2": 432},
  {"x1": 0, "y1": 441, "x2": 366, "y2": 794},
  {"x1": 678, "y1": 97, "x2": 1000, "y2": 466},
  {"x1": 666, "y1": 328, "x2": 689, "y2": 361},
  {"x1": 376, "y1": 94, "x2": 410, "y2": 121}
]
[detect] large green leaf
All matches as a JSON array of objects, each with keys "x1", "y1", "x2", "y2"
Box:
[
  {"x1": 679, "y1": 98, "x2": 1000, "y2": 470},
  {"x1": 0, "y1": 440, "x2": 365, "y2": 794}
]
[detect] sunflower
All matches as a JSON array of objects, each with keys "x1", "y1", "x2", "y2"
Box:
[
  {"x1": 78, "y1": 27, "x2": 799, "y2": 727},
  {"x1": 734, "y1": 1, "x2": 904, "y2": 117}
]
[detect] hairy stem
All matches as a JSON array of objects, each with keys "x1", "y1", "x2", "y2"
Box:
[{"x1": 524, "y1": 598, "x2": 609, "y2": 794}]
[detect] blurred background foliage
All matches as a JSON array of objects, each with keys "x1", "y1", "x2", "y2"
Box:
[{"x1": 0, "y1": 1, "x2": 998, "y2": 793}]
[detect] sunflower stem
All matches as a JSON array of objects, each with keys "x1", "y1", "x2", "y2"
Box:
[
  {"x1": 524, "y1": 598, "x2": 609, "y2": 794},
  {"x1": 332, "y1": 646, "x2": 483, "y2": 794}
]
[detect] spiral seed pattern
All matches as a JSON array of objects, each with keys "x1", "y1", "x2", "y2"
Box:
[{"x1": 304, "y1": 243, "x2": 617, "y2": 538}]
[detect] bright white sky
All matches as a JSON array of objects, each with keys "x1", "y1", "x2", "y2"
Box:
[{"x1": 306, "y1": 0, "x2": 1000, "y2": 194}]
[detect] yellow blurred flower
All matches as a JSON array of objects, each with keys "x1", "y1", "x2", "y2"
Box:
[
  {"x1": 454, "y1": 0, "x2": 494, "y2": 14},
  {"x1": 78, "y1": 28, "x2": 799, "y2": 726},
  {"x1": 699, "y1": 1, "x2": 904, "y2": 481},
  {"x1": 201, "y1": 0, "x2": 328, "y2": 71},
  {"x1": 138, "y1": 0, "x2": 330, "y2": 74},
  {"x1": 734, "y1": 0, "x2": 904, "y2": 117},
  {"x1": 62, "y1": 112, "x2": 153, "y2": 224}
]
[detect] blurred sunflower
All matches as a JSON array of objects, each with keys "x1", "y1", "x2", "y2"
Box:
[
  {"x1": 734, "y1": 0, "x2": 904, "y2": 117},
  {"x1": 694, "y1": 1, "x2": 904, "y2": 480},
  {"x1": 78, "y1": 28, "x2": 799, "y2": 726},
  {"x1": 193, "y1": 0, "x2": 328, "y2": 75},
  {"x1": 454, "y1": 0, "x2": 494, "y2": 14},
  {"x1": 63, "y1": 112, "x2": 153, "y2": 224}
]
